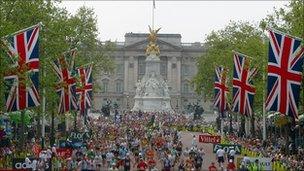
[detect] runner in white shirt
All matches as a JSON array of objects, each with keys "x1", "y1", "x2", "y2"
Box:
[
  {"x1": 228, "y1": 149, "x2": 236, "y2": 162},
  {"x1": 191, "y1": 135, "x2": 197, "y2": 147},
  {"x1": 216, "y1": 147, "x2": 225, "y2": 168},
  {"x1": 242, "y1": 154, "x2": 251, "y2": 167}
]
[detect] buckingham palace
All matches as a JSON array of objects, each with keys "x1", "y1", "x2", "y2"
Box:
[{"x1": 93, "y1": 32, "x2": 211, "y2": 112}]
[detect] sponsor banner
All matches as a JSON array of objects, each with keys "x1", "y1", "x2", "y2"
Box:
[
  {"x1": 59, "y1": 139, "x2": 86, "y2": 149},
  {"x1": 198, "y1": 135, "x2": 221, "y2": 144},
  {"x1": 12, "y1": 158, "x2": 50, "y2": 170},
  {"x1": 32, "y1": 144, "x2": 41, "y2": 157},
  {"x1": 68, "y1": 131, "x2": 90, "y2": 141},
  {"x1": 213, "y1": 144, "x2": 242, "y2": 154},
  {"x1": 236, "y1": 157, "x2": 272, "y2": 170},
  {"x1": 56, "y1": 148, "x2": 73, "y2": 158}
]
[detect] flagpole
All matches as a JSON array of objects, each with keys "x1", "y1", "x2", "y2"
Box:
[
  {"x1": 1, "y1": 22, "x2": 42, "y2": 39},
  {"x1": 266, "y1": 27, "x2": 303, "y2": 41},
  {"x1": 262, "y1": 68, "x2": 267, "y2": 141},
  {"x1": 152, "y1": 0, "x2": 155, "y2": 30},
  {"x1": 39, "y1": 24, "x2": 46, "y2": 149},
  {"x1": 232, "y1": 50, "x2": 254, "y2": 59},
  {"x1": 262, "y1": 34, "x2": 269, "y2": 141},
  {"x1": 41, "y1": 65, "x2": 46, "y2": 148}
]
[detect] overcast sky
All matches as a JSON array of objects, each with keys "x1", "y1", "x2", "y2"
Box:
[{"x1": 59, "y1": 1, "x2": 288, "y2": 43}]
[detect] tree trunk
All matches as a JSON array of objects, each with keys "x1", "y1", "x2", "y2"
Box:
[
  {"x1": 251, "y1": 114, "x2": 255, "y2": 137},
  {"x1": 74, "y1": 111, "x2": 77, "y2": 131},
  {"x1": 285, "y1": 124, "x2": 290, "y2": 155},
  {"x1": 20, "y1": 110, "x2": 25, "y2": 151},
  {"x1": 36, "y1": 113, "x2": 41, "y2": 138},
  {"x1": 229, "y1": 113, "x2": 233, "y2": 134},
  {"x1": 240, "y1": 115, "x2": 246, "y2": 137},
  {"x1": 50, "y1": 108, "x2": 55, "y2": 146}
]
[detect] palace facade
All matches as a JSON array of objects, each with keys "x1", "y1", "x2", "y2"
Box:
[{"x1": 93, "y1": 33, "x2": 212, "y2": 113}]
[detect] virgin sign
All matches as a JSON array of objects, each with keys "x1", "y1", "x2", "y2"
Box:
[{"x1": 198, "y1": 135, "x2": 221, "y2": 144}]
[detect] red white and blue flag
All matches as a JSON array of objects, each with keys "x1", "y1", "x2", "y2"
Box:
[
  {"x1": 214, "y1": 66, "x2": 229, "y2": 115},
  {"x1": 52, "y1": 49, "x2": 78, "y2": 114},
  {"x1": 266, "y1": 29, "x2": 304, "y2": 119},
  {"x1": 232, "y1": 53, "x2": 257, "y2": 116},
  {"x1": 76, "y1": 64, "x2": 93, "y2": 115},
  {"x1": 3, "y1": 24, "x2": 40, "y2": 112}
]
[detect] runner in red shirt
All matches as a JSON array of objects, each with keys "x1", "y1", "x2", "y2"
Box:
[
  {"x1": 146, "y1": 147, "x2": 155, "y2": 159},
  {"x1": 227, "y1": 159, "x2": 236, "y2": 171},
  {"x1": 137, "y1": 158, "x2": 148, "y2": 171},
  {"x1": 147, "y1": 158, "x2": 156, "y2": 169},
  {"x1": 156, "y1": 137, "x2": 164, "y2": 149},
  {"x1": 208, "y1": 162, "x2": 217, "y2": 171}
]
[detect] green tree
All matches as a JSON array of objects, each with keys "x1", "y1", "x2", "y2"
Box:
[
  {"x1": 194, "y1": 21, "x2": 268, "y2": 136},
  {"x1": 260, "y1": 0, "x2": 304, "y2": 38},
  {"x1": 260, "y1": 0, "x2": 304, "y2": 114},
  {"x1": 69, "y1": 6, "x2": 115, "y2": 76},
  {"x1": 194, "y1": 21, "x2": 267, "y2": 112},
  {"x1": 0, "y1": 1, "x2": 114, "y2": 111},
  {"x1": 0, "y1": 1, "x2": 114, "y2": 146},
  {"x1": 65, "y1": 6, "x2": 115, "y2": 100}
]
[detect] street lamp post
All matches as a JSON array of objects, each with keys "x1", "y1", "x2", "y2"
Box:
[
  {"x1": 215, "y1": 111, "x2": 223, "y2": 138},
  {"x1": 126, "y1": 95, "x2": 129, "y2": 110},
  {"x1": 229, "y1": 113, "x2": 233, "y2": 134},
  {"x1": 175, "y1": 99, "x2": 179, "y2": 113}
]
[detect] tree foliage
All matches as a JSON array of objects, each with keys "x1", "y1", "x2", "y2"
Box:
[
  {"x1": 194, "y1": 0, "x2": 304, "y2": 116},
  {"x1": 260, "y1": 0, "x2": 304, "y2": 38},
  {"x1": 193, "y1": 21, "x2": 267, "y2": 113},
  {"x1": 0, "y1": 0, "x2": 114, "y2": 114},
  {"x1": 260, "y1": 0, "x2": 304, "y2": 113}
]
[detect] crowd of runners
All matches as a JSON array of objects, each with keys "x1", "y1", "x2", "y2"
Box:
[
  {"x1": 1, "y1": 110, "x2": 303, "y2": 170},
  {"x1": 62, "y1": 111, "x2": 208, "y2": 170},
  {"x1": 1, "y1": 111, "x2": 215, "y2": 170}
]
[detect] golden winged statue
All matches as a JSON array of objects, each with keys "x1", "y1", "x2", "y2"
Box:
[
  {"x1": 146, "y1": 26, "x2": 161, "y2": 56},
  {"x1": 148, "y1": 26, "x2": 161, "y2": 43}
]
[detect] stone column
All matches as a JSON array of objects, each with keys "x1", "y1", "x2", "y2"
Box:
[
  {"x1": 167, "y1": 56, "x2": 172, "y2": 89},
  {"x1": 124, "y1": 56, "x2": 129, "y2": 93},
  {"x1": 133, "y1": 56, "x2": 138, "y2": 93},
  {"x1": 176, "y1": 57, "x2": 181, "y2": 94}
]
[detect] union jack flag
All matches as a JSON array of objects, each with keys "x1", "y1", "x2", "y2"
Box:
[
  {"x1": 52, "y1": 49, "x2": 78, "y2": 114},
  {"x1": 214, "y1": 66, "x2": 229, "y2": 115},
  {"x1": 3, "y1": 24, "x2": 40, "y2": 112},
  {"x1": 76, "y1": 64, "x2": 93, "y2": 115},
  {"x1": 232, "y1": 53, "x2": 257, "y2": 116},
  {"x1": 266, "y1": 29, "x2": 304, "y2": 119}
]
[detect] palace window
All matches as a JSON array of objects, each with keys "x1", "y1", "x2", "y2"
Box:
[
  {"x1": 160, "y1": 56, "x2": 168, "y2": 79},
  {"x1": 129, "y1": 63, "x2": 134, "y2": 68},
  {"x1": 115, "y1": 81, "x2": 124, "y2": 93},
  {"x1": 182, "y1": 65, "x2": 190, "y2": 76},
  {"x1": 138, "y1": 56, "x2": 146, "y2": 76},
  {"x1": 102, "y1": 80, "x2": 109, "y2": 93},
  {"x1": 172, "y1": 63, "x2": 176, "y2": 69},
  {"x1": 182, "y1": 82, "x2": 189, "y2": 93},
  {"x1": 116, "y1": 63, "x2": 124, "y2": 75}
]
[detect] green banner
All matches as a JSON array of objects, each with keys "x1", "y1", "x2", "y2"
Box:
[{"x1": 213, "y1": 144, "x2": 242, "y2": 154}]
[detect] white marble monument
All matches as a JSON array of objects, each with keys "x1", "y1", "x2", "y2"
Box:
[{"x1": 132, "y1": 27, "x2": 173, "y2": 112}]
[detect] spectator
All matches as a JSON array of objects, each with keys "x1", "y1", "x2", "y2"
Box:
[
  {"x1": 208, "y1": 162, "x2": 217, "y2": 171},
  {"x1": 226, "y1": 159, "x2": 236, "y2": 171}
]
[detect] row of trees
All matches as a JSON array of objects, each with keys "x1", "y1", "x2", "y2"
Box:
[
  {"x1": 0, "y1": 1, "x2": 115, "y2": 138},
  {"x1": 194, "y1": 0, "x2": 304, "y2": 117}
]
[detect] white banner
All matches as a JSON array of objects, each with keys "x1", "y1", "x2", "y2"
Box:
[{"x1": 247, "y1": 157, "x2": 272, "y2": 170}]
